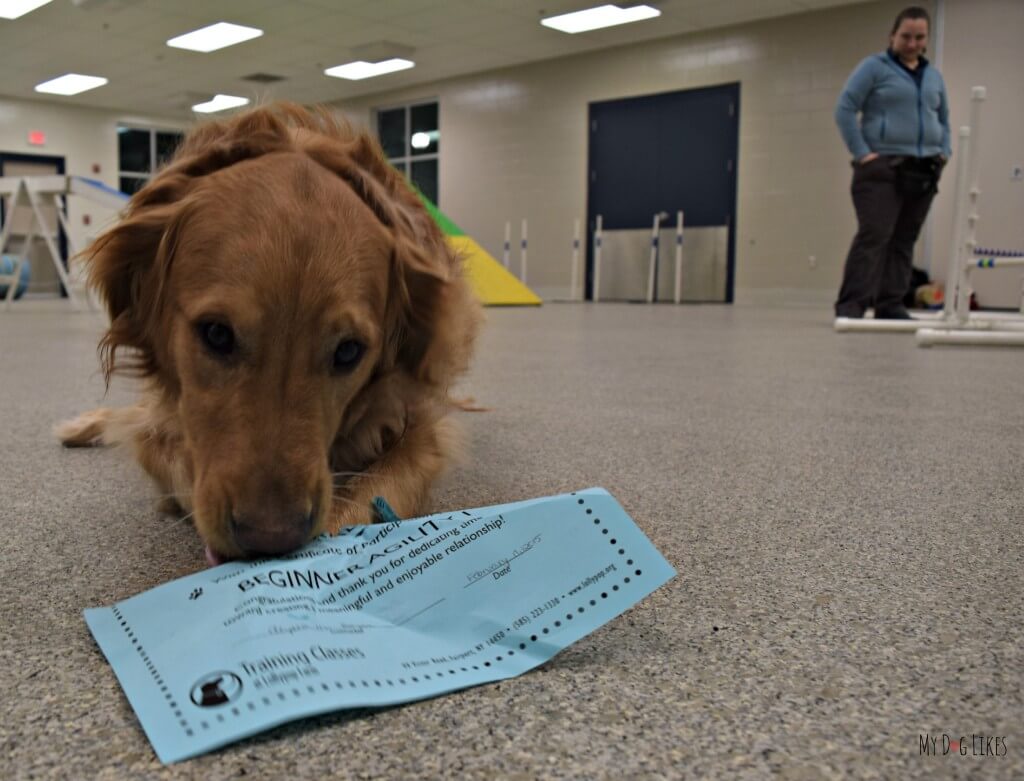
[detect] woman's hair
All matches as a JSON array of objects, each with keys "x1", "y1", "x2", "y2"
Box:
[{"x1": 891, "y1": 6, "x2": 930, "y2": 35}]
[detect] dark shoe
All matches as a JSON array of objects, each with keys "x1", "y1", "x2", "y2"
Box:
[
  {"x1": 835, "y1": 305, "x2": 864, "y2": 318},
  {"x1": 874, "y1": 306, "x2": 913, "y2": 320}
]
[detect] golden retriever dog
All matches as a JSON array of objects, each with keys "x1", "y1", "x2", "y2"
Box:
[{"x1": 56, "y1": 103, "x2": 481, "y2": 564}]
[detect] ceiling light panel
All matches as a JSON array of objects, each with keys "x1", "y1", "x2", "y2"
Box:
[
  {"x1": 167, "y1": 22, "x2": 263, "y2": 53},
  {"x1": 0, "y1": 0, "x2": 52, "y2": 20},
  {"x1": 34, "y1": 73, "x2": 108, "y2": 95},
  {"x1": 192, "y1": 94, "x2": 250, "y2": 113},
  {"x1": 541, "y1": 4, "x2": 661, "y2": 34},
  {"x1": 324, "y1": 58, "x2": 415, "y2": 81}
]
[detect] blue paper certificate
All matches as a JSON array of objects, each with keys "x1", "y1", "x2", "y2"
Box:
[{"x1": 84, "y1": 488, "x2": 676, "y2": 763}]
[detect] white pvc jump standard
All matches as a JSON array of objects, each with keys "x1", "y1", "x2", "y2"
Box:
[
  {"x1": 502, "y1": 220, "x2": 511, "y2": 269},
  {"x1": 834, "y1": 316, "x2": 934, "y2": 332},
  {"x1": 593, "y1": 215, "x2": 603, "y2": 303},
  {"x1": 915, "y1": 86, "x2": 1024, "y2": 347},
  {"x1": 917, "y1": 328, "x2": 1024, "y2": 346}
]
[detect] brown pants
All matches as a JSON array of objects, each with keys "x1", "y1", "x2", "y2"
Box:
[{"x1": 835, "y1": 156, "x2": 939, "y2": 317}]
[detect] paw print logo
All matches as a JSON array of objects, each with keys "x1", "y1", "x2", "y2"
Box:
[{"x1": 189, "y1": 588, "x2": 203, "y2": 600}]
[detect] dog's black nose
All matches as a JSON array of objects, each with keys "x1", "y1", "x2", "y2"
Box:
[{"x1": 231, "y1": 510, "x2": 313, "y2": 557}]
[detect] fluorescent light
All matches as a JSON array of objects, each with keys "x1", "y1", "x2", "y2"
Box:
[
  {"x1": 0, "y1": 0, "x2": 52, "y2": 19},
  {"x1": 192, "y1": 94, "x2": 250, "y2": 113},
  {"x1": 167, "y1": 22, "x2": 263, "y2": 53},
  {"x1": 34, "y1": 73, "x2": 108, "y2": 96},
  {"x1": 324, "y1": 58, "x2": 414, "y2": 81},
  {"x1": 541, "y1": 4, "x2": 660, "y2": 34}
]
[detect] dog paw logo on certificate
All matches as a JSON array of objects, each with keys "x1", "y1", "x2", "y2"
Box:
[
  {"x1": 188, "y1": 588, "x2": 203, "y2": 601},
  {"x1": 189, "y1": 672, "x2": 242, "y2": 708}
]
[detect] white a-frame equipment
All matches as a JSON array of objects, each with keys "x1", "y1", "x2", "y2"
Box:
[{"x1": 0, "y1": 175, "x2": 129, "y2": 311}]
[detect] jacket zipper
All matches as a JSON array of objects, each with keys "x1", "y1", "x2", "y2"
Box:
[
  {"x1": 916, "y1": 75, "x2": 924, "y2": 156},
  {"x1": 887, "y1": 55, "x2": 927, "y2": 156}
]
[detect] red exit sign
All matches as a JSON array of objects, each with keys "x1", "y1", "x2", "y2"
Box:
[{"x1": 28, "y1": 130, "x2": 46, "y2": 146}]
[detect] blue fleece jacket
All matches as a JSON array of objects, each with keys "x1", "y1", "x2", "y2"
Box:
[{"x1": 835, "y1": 51, "x2": 952, "y2": 160}]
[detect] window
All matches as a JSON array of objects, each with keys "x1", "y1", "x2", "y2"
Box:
[
  {"x1": 375, "y1": 100, "x2": 438, "y2": 206},
  {"x1": 117, "y1": 126, "x2": 185, "y2": 195}
]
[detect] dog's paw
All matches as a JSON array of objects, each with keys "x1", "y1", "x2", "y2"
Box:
[
  {"x1": 156, "y1": 496, "x2": 186, "y2": 517},
  {"x1": 54, "y1": 408, "x2": 112, "y2": 447},
  {"x1": 326, "y1": 498, "x2": 376, "y2": 533},
  {"x1": 449, "y1": 394, "x2": 492, "y2": 412}
]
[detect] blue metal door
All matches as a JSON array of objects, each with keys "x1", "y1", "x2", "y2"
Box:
[{"x1": 587, "y1": 83, "x2": 739, "y2": 302}]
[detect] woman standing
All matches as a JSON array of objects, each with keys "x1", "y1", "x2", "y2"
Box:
[{"x1": 834, "y1": 6, "x2": 952, "y2": 319}]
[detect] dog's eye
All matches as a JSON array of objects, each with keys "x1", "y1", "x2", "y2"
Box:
[
  {"x1": 333, "y1": 340, "x2": 365, "y2": 372},
  {"x1": 198, "y1": 321, "x2": 235, "y2": 357}
]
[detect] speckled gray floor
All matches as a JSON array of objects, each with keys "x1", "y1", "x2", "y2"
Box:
[{"x1": 1, "y1": 300, "x2": 1021, "y2": 780}]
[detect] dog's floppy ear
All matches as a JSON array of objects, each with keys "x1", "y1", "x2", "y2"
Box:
[
  {"x1": 87, "y1": 199, "x2": 189, "y2": 384},
  {"x1": 86, "y1": 108, "x2": 295, "y2": 385},
  {"x1": 299, "y1": 130, "x2": 462, "y2": 383}
]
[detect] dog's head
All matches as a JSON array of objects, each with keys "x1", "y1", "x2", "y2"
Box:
[{"x1": 87, "y1": 104, "x2": 475, "y2": 559}]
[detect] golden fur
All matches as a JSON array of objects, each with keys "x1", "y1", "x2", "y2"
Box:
[{"x1": 56, "y1": 103, "x2": 482, "y2": 560}]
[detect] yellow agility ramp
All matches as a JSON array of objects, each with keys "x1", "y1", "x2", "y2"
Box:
[
  {"x1": 448, "y1": 235, "x2": 542, "y2": 306},
  {"x1": 420, "y1": 195, "x2": 541, "y2": 306}
]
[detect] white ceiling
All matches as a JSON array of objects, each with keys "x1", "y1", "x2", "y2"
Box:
[{"x1": 0, "y1": 0, "x2": 864, "y2": 120}]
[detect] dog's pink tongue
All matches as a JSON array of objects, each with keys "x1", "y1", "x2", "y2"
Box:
[{"x1": 205, "y1": 545, "x2": 226, "y2": 567}]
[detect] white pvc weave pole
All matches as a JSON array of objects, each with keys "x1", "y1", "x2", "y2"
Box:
[
  {"x1": 570, "y1": 218, "x2": 581, "y2": 301},
  {"x1": 520, "y1": 218, "x2": 528, "y2": 284},
  {"x1": 593, "y1": 215, "x2": 603, "y2": 303},
  {"x1": 673, "y1": 210, "x2": 685, "y2": 304},
  {"x1": 646, "y1": 213, "x2": 661, "y2": 303}
]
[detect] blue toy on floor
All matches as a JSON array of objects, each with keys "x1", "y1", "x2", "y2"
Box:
[{"x1": 0, "y1": 255, "x2": 31, "y2": 299}]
